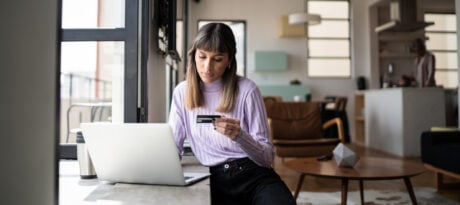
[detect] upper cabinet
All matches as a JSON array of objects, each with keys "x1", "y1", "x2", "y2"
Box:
[{"x1": 254, "y1": 51, "x2": 288, "y2": 71}]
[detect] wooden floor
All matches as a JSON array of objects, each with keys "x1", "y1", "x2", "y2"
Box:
[{"x1": 274, "y1": 143, "x2": 460, "y2": 202}]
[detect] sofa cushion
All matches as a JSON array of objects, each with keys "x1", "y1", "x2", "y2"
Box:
[{"x1": 421, "y1": 131, "x2": 460, "y2": 174}]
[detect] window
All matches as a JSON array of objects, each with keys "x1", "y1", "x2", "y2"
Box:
[
  {"x1": 60, "y1": 0, "x2": 141, "y2": 152},
  {"x1": 307, "y1": 0, "x2": 350, "y2": 78},
  {"x1": 425, "y1": 13, "x2": 458, "y2": 88},
  {"x1": 62, "y1": 0, "x2": 124, "y2": 29}
]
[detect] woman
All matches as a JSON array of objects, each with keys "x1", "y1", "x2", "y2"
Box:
[
  {"x1": 168, "y1": 23, "x2": 296, "y2": 205},
  {"x1": 412, "y1": 38, "x2": 436, "y2": 87}
]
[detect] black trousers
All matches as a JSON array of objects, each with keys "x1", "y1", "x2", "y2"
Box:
[{"x1": 209, "y1": 158, "x2": 296, "y2": 205}]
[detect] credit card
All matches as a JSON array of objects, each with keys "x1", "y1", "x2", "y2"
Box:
[{"x1": 196, "y1": 115, "x2": 221, "y2": 123}]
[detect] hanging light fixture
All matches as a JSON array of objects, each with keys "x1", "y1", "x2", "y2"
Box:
[
  {"x1": 288, "y1": 13, "x2": 321, "y2": 25},
  {"x1": 288, "y1": 0, "x2": 321, "y2": 25}
]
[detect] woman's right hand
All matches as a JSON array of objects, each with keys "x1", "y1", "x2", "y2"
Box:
[{"x1": 214, "y1": 116, "x2": 241, "y2": 140}]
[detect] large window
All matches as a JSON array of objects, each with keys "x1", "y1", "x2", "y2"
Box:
[
  {"x1": 425, "y1": 13, "x2": 458, "y2": 88},
  {"x1": 307, "y1": 0, "x2": 350, "y2": 78},
  {"x1": 60, "y1": 0, "x2": 141, "y2": 150}
]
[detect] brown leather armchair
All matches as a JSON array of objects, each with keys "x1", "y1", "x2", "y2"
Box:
[
  {"x1": 265, "y1": 101, "x2": 345, "y2": 160},
  {"x1": 263, "y1": 96, "x2": 282, "y2": 106}
]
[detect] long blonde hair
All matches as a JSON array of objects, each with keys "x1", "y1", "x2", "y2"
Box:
[{"x1": 185, "y1": 23, "x2": 239, "y2": 113}]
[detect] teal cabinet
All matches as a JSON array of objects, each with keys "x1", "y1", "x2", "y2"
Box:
[
  {"x1": 257, "y1": 85, "x2": 310, "y2": 101},
  {"x1": 254, "y1": 51, "x2": 287, "y2": 71}
]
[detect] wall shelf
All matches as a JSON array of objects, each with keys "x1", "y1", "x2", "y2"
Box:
[
  {"x1": 278, "y1": 15, "x2": 306, "y2": 37},
  {"x1": 376, "y1": 32, "x2": 424, "y2": 87}
]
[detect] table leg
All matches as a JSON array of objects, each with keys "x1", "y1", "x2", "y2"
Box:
[
  {"x1": 403, "y1": 177, "x2": 418, "y2": 205},
  {"x1": 294, "y1": 173, "x2": 306, "y2": 199},
  {"x1": 341, "y1": 179, "x2": 348, "y2": 205},
  {"x1": 359, "y1": 179, "x2": 364, "y2": 205}
]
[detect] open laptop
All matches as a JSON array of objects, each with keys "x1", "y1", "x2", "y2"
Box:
[{"x1": 80, "y1": 122, "x2": 210, "y2": 186}]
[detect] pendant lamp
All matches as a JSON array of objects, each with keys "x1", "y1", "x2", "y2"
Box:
[{"x1": 288, "y1": 0, "x2": 321, "y2": 25}]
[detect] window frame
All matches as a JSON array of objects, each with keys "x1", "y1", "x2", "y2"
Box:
[
  {"x1": 60, "y1": 0, "x2": 143, "y2": 123},
  {"x1": 59, "y1": 0, "x2": 146, "y2": 160},
  {"x1": 306, "y1": 0, "x2": 351, "y2": 79},
  {"x1": 424, "y1": 12, "x2": 458, "y2": 89}
]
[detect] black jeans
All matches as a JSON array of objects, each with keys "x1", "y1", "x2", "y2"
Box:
[{"x1": 209, "y1": 158, "x2": 296, "y2": 205}]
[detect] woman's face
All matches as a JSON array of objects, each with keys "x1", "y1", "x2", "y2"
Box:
[{"x1": 195, "y1": 49, "x2": 230, "y2": 83}]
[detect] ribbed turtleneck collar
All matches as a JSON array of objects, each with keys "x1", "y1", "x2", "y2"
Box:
[{"x1": 201, "y1": 78, "x2": 222, "y2": 93}]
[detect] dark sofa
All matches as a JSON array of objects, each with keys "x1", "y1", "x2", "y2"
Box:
[{"x1": 421, "y1": 131, "x2": 460, "y2": 189}]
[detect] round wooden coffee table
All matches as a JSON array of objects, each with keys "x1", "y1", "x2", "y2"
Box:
[{"x1": 284, "y1": 156, "x2": 426, "y2": 205}]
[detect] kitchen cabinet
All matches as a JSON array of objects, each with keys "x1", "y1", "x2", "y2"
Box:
[{"x1": 365, "y1": 87, "x2": 445, "y2": 157}]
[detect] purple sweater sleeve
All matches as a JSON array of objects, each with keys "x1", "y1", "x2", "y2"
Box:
[
  {"x1": 168, "y1": 84, "x2": 187, "y2": 155},
  {"x1": 234, "y1": 87, "x2": 274, "y2": 167}
]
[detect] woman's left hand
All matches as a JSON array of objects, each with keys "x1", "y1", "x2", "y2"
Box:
[{"x1": 214, "y1": 116, "x2": 241, "y2": 140}]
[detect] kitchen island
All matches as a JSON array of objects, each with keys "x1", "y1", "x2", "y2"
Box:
[{"x1": 365, "y1": 87, "x2": 445, "y2": 157}]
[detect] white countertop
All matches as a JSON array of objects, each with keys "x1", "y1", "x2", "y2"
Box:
[{"x1": 59, "y1": 156, "x2": 210, "y2": 205}]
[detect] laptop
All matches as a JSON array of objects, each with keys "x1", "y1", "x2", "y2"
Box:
[{"x1": 80, "y1": 122, "x2": 210, "y2": 186}]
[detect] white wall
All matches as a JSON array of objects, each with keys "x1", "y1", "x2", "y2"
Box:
[
  {"x1": 187, "y1": 0, "x2": 375, "y2": 140},
  {"x1": 0, "y1": 0, "x2": 59, "y2": 204},
  {"x1": 188, "y1": 0, "x2": 366, "y2": 98},
  {"x1": 148, "y1": 0, "x2": 169, "y2": 122}
]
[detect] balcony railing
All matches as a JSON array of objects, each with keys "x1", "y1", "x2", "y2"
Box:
[
  {"x1": 60, "y1": 72, "x2": 112, "y2": 103},
  {"x1": 60, "y1": 72, "x2": 112, "y2": 144}
]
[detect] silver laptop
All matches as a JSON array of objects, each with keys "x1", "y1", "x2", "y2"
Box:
[{"x1": 80, "y1": 122, "x2": 210, "y2": 186}]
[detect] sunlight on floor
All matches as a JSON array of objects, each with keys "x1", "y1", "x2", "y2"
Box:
[{"x1": 59, "y1": 160, "x2": 100, "y2": 205}]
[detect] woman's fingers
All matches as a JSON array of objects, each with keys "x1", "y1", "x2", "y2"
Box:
[{"x1": 214, "y1": 116, "x2": 241, "y2": 139}]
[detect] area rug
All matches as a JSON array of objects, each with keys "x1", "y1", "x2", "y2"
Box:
[{"x1": 296, "y1": 187, "x2": 460, "y2": 205}]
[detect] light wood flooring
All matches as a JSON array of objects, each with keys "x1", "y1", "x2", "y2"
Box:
[{"x1": 274, "y1": 143, "x2": 460, "y2": 202}]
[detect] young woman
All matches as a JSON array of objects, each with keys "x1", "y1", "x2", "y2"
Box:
[{"x1": 168, "y1": 23, "x2": 296, "y2": 205}]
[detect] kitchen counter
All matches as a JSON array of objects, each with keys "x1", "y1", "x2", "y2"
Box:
[{"x1": 364, "y1": 87, "x2": 445, "y2": 157}]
